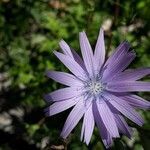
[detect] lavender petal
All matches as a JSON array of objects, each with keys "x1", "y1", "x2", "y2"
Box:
[
  {"x1": 112, "y1": 67, "x2": 150, "y2": 81},
  {"x1": 107, "y1": 81, "x2": 150, "y2": 92},
  {"x1": 45, "y1": 70, "x2": 82, "y2": 86},
  {"x1": 104, "y1": 93, "x2": 144, "y2": 126},
  {"x1": 79, "y1": 31, "x2": 94, "y2": 77},
  {"x1": 121, "y1": 95, "x2": 150, "y2": 109},
  {"x1": 81, "y1": 105, "x2": 94, "y2": 145},
  {"x1": 44, "y1": 87, "x2": 79, "y2": 102},
  {"x1": 54, "y1": 51, "x2": 87, "y2": 80},
  {"x1": 93, "y1": 101, "x2": 113, "y2": 148},
  {"x1": 59, "y1": 40, "x2": 86, "y2": 69},
  {"x1": 103, "y1": 50, "x2": 136, "y2": 82},
  {"x1": 60, "y1": 100, "x2": 85, "y2": 138},
  {"x1": 71, "y1": 48, "x2": 86, "y2": 70},
  {"x1": 105, "y1": 41, "x2": 130, "y2": 66},
  {"x1": 59, "y1": 40, "x2": 73, "y2": 57},
  {"x1": 45, "y1": 98, "x2": 78, "y2": 116},
  {"x1": 96, "y1": 99, "x2": 119, "y2": 138},
  {"x1": 94, "y1": 28, "x2": 105, "y2": 74},
  {"x1": 114, "y1": 114, "x2": 132, "y2": 138}
]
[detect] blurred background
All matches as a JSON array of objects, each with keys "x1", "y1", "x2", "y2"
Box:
[{"x1": 0, "y1": 0, "x2": 150, "y2": 149}]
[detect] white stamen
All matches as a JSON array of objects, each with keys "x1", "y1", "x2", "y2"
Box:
[{"x1": 89, "y1": 81, "x2": 103, "y2": 94}]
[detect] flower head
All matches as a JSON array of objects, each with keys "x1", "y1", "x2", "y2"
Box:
[{"x1": 44, "y1": 28, "x2": 150, "y2": 148}]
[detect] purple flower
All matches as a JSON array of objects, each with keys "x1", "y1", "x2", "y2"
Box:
[{"x1": 44, "y1": 28, "x2": 150, "y2": 148}]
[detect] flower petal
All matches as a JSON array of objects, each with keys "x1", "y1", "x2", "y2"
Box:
[
  {"x1": 114, "y1": 114, "x2": 132, "y2": 138},
  {"x1": 107, "y1": 102, "x2": 132, "y2": 138},
  {"x1": 102, "y1": 134, "x2": 113, "y2": 149},
  {"x1": 59, "y1": 40, "x2": 73, "y2": 57},
  {"x1": 103, "y1": 50, "x2": 136, "y2": 82},
  {"x1": 104, "y1": 93, "x2": 144, "y2": 126},
  {"x1": 44, "y1": 87, "x2": 79, "y2": 102},
  {"x1": 94, "y1": 28, "x2": 105, "y2": 74},
  {"x1": 54, "y1": 51, "x2": 87, "y2": 80},
  {"x1": 46, "y1": 70, "x2": 82, "y2": 86},
  {"x1": 107, "y1": 81, "x2": 150, "y2": 92},
  {"x1": 60, "y1": 100, "x2": 85, "y2": 138},
  {"x1": 45, "y1": 98, "x2": 78, "y2": 116},
  {"x1": 71, "y1": 48, "x2": 86, "y2": 70},
  {"x1": 96, "y1": 99, "x2": 119, "y2": 138},
  {"x1": 121, "y1": 95, "x2": 150, "y2": 109},
  {"x1": 81, "y1": 105, "x2": 94, "y2": 145},
  {"x1": 59, "y1": 40, "x2": 85, "y2": 69},
  {"x1": 112, "y1": 67, "x2": 150, "y2": 81},
  {"x1": 79, "y1": 31, "x2": 94, "y2": 77},
  {"x1": 105, "y1": 41, "x2": 130, "y2": 66},
  {"x1": 93, "y1": 101, "x2": 113, "y2": 148}
]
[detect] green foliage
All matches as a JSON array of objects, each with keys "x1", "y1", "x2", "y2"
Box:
[{"x1": 0, "y1": 0, "x2": 150, "y2": 149}]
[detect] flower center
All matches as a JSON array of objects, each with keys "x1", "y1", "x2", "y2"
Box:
[
  {"x1": 89, "y1": 81, "x2": 103, "y2": 94},
  {"x1": 77, "y1": 76, "x2": 105, "y2": 99},
  {"x1": 81, "y1": 78, "x2": 105, "y2": 97}
]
